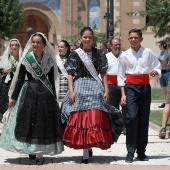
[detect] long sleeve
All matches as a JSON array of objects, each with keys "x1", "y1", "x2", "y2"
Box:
[
  {"x1": 47, "y1": 66, "x2": 56, "y2": 94},
  {"x1": 11, "y1": 64, "x2": 26, "y2": 100},
  {"x1": 118, "y1": 56, "x2": 127, "y2": 86}
]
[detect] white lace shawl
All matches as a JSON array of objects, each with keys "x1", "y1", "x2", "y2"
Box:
[
  {"x1": 0, "y1": 39, "x2": 22, "y2": 83},
  {"x1": 8, "y1": 32, "x2": 60, "y2": 100}
]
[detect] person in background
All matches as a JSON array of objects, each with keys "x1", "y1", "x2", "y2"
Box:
[
  {"x1": 70, "y1": 44, "x2": 77, "y2": 53},
  {"x1": 118, "y1": 28, "x2": 161, "y2": 163},
  {"x1": 106, "y1": 38, "x2": 112, "y2": 52},
  {"x1": 157, "y1": 41, "x2": 169, "y2": 108},
  {"x1": 57, "y1": 40, "x2": 70, "y2": 103},
  {"x1": 0, "y1": 39, "x2": 22, "y2": 119},
  {"x1": 98, "y1": 41, "x2": 108, "y2": 55},
  {"x1": 50, "y1": 42, "x2": 55, "y2": 50},
  {"x1": 77, "y1": 39, "x2": 81, "y2": 48},
  {"x1": 61, "y1": 27, "x2": 123, "y2": 164},
  {"x1": 0, "y1": 32, "x2": 64, "y2": 165},
  {"x1": 106, "y1": 38, "x2": 126, "y2": 135},
  {"x1": 158, "y1": 41, "x2": 170, "y2": 139}
]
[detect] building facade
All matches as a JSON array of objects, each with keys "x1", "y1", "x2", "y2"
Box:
[{"x1": 0, "y1": 0, "x2": 163, "y2": 56}]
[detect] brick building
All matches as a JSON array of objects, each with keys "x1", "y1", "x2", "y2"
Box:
[{"x1": 0, "y1": 0, "x2": 163, "y2": 56}]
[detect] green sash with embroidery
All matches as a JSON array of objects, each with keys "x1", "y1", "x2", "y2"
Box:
[
  {"x1": 8, "y1": 55, "x2": 16, "y2": 73},
  {"x1": 25, "y1": 53, "x2": 54, "y2": 95}
]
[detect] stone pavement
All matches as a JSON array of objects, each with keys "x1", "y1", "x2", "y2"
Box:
[{"x1": 0, "y1": 102, "x2": 170, "y2": 170}]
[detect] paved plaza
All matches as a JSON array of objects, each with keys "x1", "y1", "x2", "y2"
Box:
[{"x1": 0, "y1": 114, "x2": 170, "y2": 169}]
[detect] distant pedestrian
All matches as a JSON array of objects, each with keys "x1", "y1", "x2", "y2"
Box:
[
  {"x1": 158, "y1": 40, "x2": 170, "y2": 139},
  {"x1": 157, "y1": 41, "x2": 169, "y2": 108},
  {"x1": 70, "y1": 44, "x2": 77, "y2": 53},
  {"x1": 98, "y1": 41, "x2": 108, "y2": 53}
]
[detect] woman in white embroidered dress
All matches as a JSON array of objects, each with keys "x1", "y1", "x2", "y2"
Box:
[
  {"x1": 0, "y1": 39, "x2": 22, "y2": 119},
  {"x1": 57, "y1": 40, "x2": 70, "y2": 103},
  {"x1": 0, "y1": 32, "x2": 64, "y2": 165}
]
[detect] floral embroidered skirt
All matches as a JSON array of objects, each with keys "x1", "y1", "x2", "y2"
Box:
[{"x1": 0, "y1": 80, "x2": 64, "y2": 155}]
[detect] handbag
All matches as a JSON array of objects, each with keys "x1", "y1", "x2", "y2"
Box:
[
  {"x1": 1, "y1": 108, "x2": 12, "y2": 124},
  {"x1": 106, "y1": 104, "x2": 124, "y2": 142}
]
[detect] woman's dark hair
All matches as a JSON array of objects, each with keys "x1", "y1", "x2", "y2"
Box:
[
  {"x1": 80, "y1": 26, "x2": 94, "y2": 37},
  {"x1": 32, "y1": 33, "x2": 46, "y2": 46},
  {"x1": 60, "y1": 40, "x2": 70, "y2": 56},
  {"x1": 158, "y1": 40, "x2": 167, "y2": 50},
  {"x1": 79, "y1": 27, "x2": 94, "y2": 48},
  {"x1": 101, "y1": 41, "x2": 108, "y2": 49}
]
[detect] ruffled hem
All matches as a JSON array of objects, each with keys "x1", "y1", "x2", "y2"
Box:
[
  {"x1": 63, "y1": 126, "x2": 113, "y2": 149},
  {"x1": 63, "y1": 109, "x2": 113, "y2": 149}
]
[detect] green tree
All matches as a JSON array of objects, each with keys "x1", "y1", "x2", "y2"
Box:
[
  {"x1": 127, "y1": 0, "x2": 170, "y2": 37},
  {"x1": 0, "y1": 0, "x2": 25, "y2": 40}
]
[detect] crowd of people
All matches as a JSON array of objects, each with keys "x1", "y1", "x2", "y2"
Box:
[{"x1": 0, "y1": 27, "x2": 165, "y2": 165}]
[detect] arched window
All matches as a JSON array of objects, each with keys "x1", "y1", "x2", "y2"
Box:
[{"x1": 88, "y1": 0, "x2": 100, "y2": 30}]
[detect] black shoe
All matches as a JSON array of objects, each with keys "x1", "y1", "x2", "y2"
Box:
[
  {"x1": 81, "y1": 159, "x2": 88, "y2": 164},
  {"x1": 29, "y1": 154, "x2": 36, "y2": 160},
  {"x1": 89, "y1": 149, "x2": 93, "y2": 157},
  {"x1": 159, "y1": 128, "x2": 166, "y2": 139},
  {"x1": 125, "y1": 153, "x2": 134, "y2": 163},
  {"x1": 137, "y1": 154, "x2": 148, "y2": 161},
  {"x1": 36, "y1": 157, "x2": 45, "y2": 165},
  {"x1": 158, "y1": 103, "x2": 165, "y2": 108}
]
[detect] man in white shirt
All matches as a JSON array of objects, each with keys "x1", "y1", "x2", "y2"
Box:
[
  {"x1": 106, "y1": 38, "x2": 126, "y2": 134},
  {"x1": 118, "y1": 28, "x2": 161, "y2": 163}
]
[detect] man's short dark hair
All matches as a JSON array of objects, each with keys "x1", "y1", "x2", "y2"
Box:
[{"x1": 129, "y1": 28, "x2": 142, "y2": 37}]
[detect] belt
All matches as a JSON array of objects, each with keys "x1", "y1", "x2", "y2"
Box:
[{"x1": 126, "y1": 74, "x2": 149, "y2": 85}]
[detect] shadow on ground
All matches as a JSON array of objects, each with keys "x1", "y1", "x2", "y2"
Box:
[{"x1": 3, "y1": 155, "x2": 170, "y2": 165}]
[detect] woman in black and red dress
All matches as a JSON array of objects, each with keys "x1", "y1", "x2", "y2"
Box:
[{"x1": 61, "y1": 27, "x2": 123, "y2": 164}]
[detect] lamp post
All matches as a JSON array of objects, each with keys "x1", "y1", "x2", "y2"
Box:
[
  {"x1": 104, "y1": 0, "x2": 114, "y2": 39},
  {"x1": 108, "y1": 0, "x2": 114, "y2": 39},
  {"x1": 104, "y1": 12, "x2": 110, "y2": 40},
  {"x1": 107, "y1": 0, "x2": 110, "y2": 39}
]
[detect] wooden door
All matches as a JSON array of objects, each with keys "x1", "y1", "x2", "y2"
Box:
[{"x1": 16, "y1": 15, "x2": 48, "y2": 50}]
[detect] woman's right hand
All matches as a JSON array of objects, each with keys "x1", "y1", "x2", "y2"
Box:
[
  {"x1": 8, "y1": 99, "x2": 16, "y2": 108},
  {"x1": 4, "y1": 68, "x2": 12, "y2": 74},
  {"x1": 69, "y1": 91, "x2": 76, "y2": 106}
]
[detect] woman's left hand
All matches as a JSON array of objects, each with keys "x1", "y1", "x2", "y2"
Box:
[
  {"x1": 104, "y1": 91, "x2": 109, "y2": 103},
  {"x1": 8, "y1": 99, "x2": 16, "y2": 108},
  {"x1": 4, "y1": 68, "x2": 12, "y2": 74}
]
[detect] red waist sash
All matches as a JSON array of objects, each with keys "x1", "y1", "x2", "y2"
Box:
[
  {"x1": 107, "y1": 75, "x2": 117, "y2": 85},
  {"x1": 126, "y1": 74, "x2": 149, "y2": 85}
]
